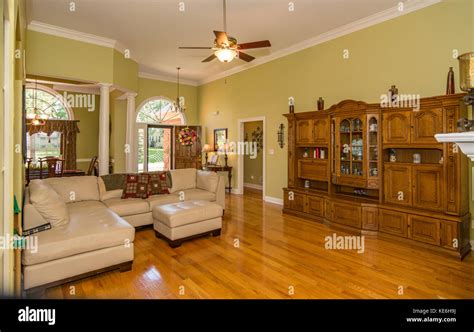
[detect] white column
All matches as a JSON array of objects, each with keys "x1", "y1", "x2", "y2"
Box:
[
  {"x1": 126, "y1": 92, "x2": 137, "y2": 173},
  {"x1": 98, "y1": 83, "x2": 112, "y2": 175}
]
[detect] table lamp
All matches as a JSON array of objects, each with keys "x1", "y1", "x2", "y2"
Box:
[
  {"x1": 457, "y1": 52, "x2": 474, "y2": 131},
  {"x1": 202, "y1": 144, "x2": 212, "y2": 166},
  {"x1": 223, "y1": 142, "x2": 229, "y2": 167}
]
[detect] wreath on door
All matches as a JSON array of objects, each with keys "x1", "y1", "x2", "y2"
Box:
[{"x1": 177, "y1": 127, "x2": 197, "y2": 146}]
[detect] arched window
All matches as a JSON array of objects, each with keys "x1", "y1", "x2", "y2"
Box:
[
  {"x1": 25, "y1": 85, "x2": 73, "y2": 162},
  {"x1": 136, "y1": 97, "x2": 185, "y2": 125},
  {"x1": 136, "y1": 97, "x2": 185, "y2": 172}
]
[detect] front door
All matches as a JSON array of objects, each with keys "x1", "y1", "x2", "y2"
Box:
[{"x1": 137, "y1": 124, "x2": 173, "y2": 172}]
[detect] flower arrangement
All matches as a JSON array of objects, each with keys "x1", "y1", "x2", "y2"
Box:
[{"x1": 177, "y1": 127, "x2": 197, "y2": 146}]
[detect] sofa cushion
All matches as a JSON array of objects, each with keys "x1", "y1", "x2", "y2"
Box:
[
  {"x1": 172, "y1": 188, "x2": 216, "y2": 202},
  {"x1": 147, "y1": 194, "x2": 180, "y2": 211},
  {"x1": 169, "y1": 168, "x2": 196, "y2": 193},
  {"x1": 100, "y1": 173, "x2": 127, "y2": 191},
  {"x1": 43, "y1": 176, "x2": 100, "y2": 203},
  {"x1": 103, "y1": 198, "x2": 150, "y2": 217},
  {"x1": 29, "y1": 180, "x2": 69, "y2": 228},
  {"x1": 152, "y1": 200, "x2": 223, "y2": 228},
  {"x1": 122, "y1": 173, "x2": 150, "y2": 199},
  {"x1": 148, "y1": 172, "x2": 170, "y2": 195},
  {"x1": 101, "y1": 189, "x2": 123, "y2": 201},
  {"x1": 196, "y1": 170, "x2": 219, "y2": 193},
  {"x1": 22, "y1": 201, "x2": 134, "y2": 266}
]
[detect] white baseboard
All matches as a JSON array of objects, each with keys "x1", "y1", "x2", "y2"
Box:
[
  {"x1": 231, "y1": 188, "x2": 243, "y2": 195},
  {"x1": 77, "y1": 158, "x2": 92, "y2": 163},
  {"x1": 244, "y1": 183, "x2": 263, "y2": 190},
  {"x1": 264, "y1": 196, "x2": 283, "y2": 205}
]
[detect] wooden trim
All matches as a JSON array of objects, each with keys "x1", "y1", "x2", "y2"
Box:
[{"x1": 24, "y1": 261, "x2": 133, "y2": 298}]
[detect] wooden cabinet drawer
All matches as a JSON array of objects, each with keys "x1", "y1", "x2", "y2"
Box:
[
  {"x1": 379, "y1": 209, "x2": 407, "y2": 237},
  {"x1": 298, "y1": 160, "x2": 328, "y2": 181},
  {"x1": 412, "y1": 165, "x2": 443, "y2": 212},
  {"x1": 307, "y1": 195, "x2": 324, "y2": 217},
  {"x1": 362, "y1": 206, "x2": 378, "y2": 230},
  {"x1": 384, "y1": 164, "x2": 412, "y2": 206},
  {"x1": 408, "y1": 215, "x2": 440, "y2": 245},
  {"x1": 296, "y1": 120, "x2": 313, "y2": 145},
  {"x1": 333, "y1": 202, "x2": 361, "y2": 228},
  {"x1": 336, "y1": 176, "x2": 366, "y2": 188},
  {"x1": 411, "y1": 108, "x2": 443, "y2": 144},
  {"x1": 283, "y1": 189, "x2": 307, "y2": 213},
  {"x1": 440, "y1": 221, "x2": 459, "y2": 251}
]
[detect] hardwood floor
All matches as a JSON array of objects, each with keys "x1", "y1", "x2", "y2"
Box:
[{"x1": 44, "y1": 192, "x2": 474, "y2": 299}]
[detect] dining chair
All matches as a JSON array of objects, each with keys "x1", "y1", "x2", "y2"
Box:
[
  {"x1": 39, "y1": 157, "x2": 65, "y2": 179},
  {"x1": 87, "y1": 156, "x2": 98, "y2": 176}
]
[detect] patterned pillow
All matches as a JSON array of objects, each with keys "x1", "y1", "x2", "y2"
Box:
[
  {"x1": 148, "y1": 171, "x2": 170, "y2": 195},
  {"x1": 122, "y1": 174, "x2": 150, "y2": 199}
]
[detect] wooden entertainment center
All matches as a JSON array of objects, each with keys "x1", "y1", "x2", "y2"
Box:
[{"x1": 283, "y1": 93, "x2": 471, "y2": 259}]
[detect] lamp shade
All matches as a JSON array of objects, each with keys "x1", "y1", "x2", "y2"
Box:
[
  {"x1": 458, "y1": 52, "x2": 474, "y2": 91},
  {"x1": 215, "y1": 49, "x2": 236, "y2": 63},
  {"x1": 202, "y1": 144, "x2": 212, "y2": 152}
]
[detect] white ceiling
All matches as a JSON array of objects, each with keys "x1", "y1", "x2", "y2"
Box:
[{"x1": 26, "y1": 0, "x2": 429, "y2": 84}]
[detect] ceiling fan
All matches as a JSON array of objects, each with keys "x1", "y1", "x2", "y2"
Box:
[{"x1": 179, "y1": 0, "x2": 271, "y2": 63}]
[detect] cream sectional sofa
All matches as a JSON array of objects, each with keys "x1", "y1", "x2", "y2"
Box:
[{"x1": 22, "y1": 169, "x2": 225, "y2": 294}]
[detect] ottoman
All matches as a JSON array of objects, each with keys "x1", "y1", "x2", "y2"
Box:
[{"x1": 153, "y1": 200, "x2": 223, "y2": 248}]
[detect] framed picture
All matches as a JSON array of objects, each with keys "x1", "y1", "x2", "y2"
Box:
[
  {"x1": 208, "y1": 154, "x2": 219, "y2": 166},
  {"x1": 214, "y1": 128, "x2": 228, "y2": 151}
]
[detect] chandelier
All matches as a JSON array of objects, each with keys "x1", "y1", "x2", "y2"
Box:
[
  {"x1": 26, "y1": 80, "x2": 48, "y2": 126},
  {"x1": 173, "y1": 67, "x2": 186, "y2": 114}
]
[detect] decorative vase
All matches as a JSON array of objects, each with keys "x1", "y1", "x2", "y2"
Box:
[
  {"x1": 446, "y1": 67, "x2": 455, "y2": 95},
  {"x1": 317, "y1": 97, "x2": 324, "y2": 111},
  {"x1": 389, "y1": 85, "x2": 398, "y2": 103}
]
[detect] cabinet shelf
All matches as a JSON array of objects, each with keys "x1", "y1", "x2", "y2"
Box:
[{"x1": 384, "y1": 161, "x2": 443, "y2": 167}]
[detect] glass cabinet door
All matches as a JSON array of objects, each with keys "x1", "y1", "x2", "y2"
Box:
[
  {"x1": 351, "y1": 118, "x2": 363, "y2": 176},
  {"x1": 368, "y1": 116, "x2": 378, "y2": 178},
  {"x1": 339, "y1": 119, "x2": 351, "y2": 175}
]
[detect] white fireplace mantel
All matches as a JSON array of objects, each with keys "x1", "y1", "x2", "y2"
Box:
[{"x1": 435, "y1": 132, "x2": 474, "y2": 161}]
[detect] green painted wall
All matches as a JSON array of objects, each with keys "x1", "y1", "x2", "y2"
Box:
[
  {"x1": 198, "y1": 0, "x2": 474, "y2": 203},
  {"x1": 26, "y1": 30, "x2": 114, "y2": 84},
  {"x1": 244, "y1": 121, "x2": 263, "y2": 186},
  {"x1": 113, "y1": 50, "x2": 138, "y2": 92}
]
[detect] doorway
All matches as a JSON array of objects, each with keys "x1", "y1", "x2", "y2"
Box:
[
  {"x1": 238, "y1": 117, "x2": 265, "y2": 199},
  {"x1": 137, "y1": 124, "x2": 173, "y2": 172}
]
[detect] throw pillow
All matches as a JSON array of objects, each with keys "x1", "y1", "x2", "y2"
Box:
[
  {"x1": 169, "y1": 168, "x2": 197, "y2": 193},
  {"x1": 122, "y1": 173, "x2": 150, "y2": 199},
  {"x1": 29, "y1": 180, "x2": 70, "y2": 227},
  {"x1": 148, "y1": 172, "x2": 170, "y2": 195}
]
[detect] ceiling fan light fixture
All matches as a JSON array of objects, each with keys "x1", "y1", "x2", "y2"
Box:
[{"x1": 215, "y1": 48, "x2": 237, "y2": 63}]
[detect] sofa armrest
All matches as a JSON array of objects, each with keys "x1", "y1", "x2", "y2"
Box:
[
  {"x1": 215, "y1": 174, "x2": 226, "y2": 209},
  {"x1": 23, "y1": 189, "x2": 48, "y2": 230}
]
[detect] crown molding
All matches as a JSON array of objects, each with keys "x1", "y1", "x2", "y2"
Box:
[
  {"x1": 198, "y1": 0, "x2": 441, "y2": 85},
  {"x1": 27, "y1": 0, "x2": 440, "y2": 87},
  {"x1": 138, "y1": 72, "x2": 198, "y2": 87},
  {"x1": 28, "y1": 21, "x2": 119, "y2": 49}
]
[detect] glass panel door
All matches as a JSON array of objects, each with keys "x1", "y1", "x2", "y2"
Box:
[
  {"x1": 147, "y1": 125, "x2": 173, "y2": 172},
  {"x1": 351, "y1": 118, "x2": 363, "y2": 176}
]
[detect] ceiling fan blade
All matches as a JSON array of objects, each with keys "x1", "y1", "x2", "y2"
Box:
[
  {"x1": 238, "y1": 40, "x2": 272, "y2": 50},
  {"x1": 214, "y1": 30, "x2": 229, "y2": 46},
  {"x1": 202, "y1": 54, "x2": 217, "y2": 63},
  {"x1": 238, "y1": 52, "x2": 255, "y2": 62},
  {"x1": 179, "y1": 46, "x2": 213, "y2": 49}
]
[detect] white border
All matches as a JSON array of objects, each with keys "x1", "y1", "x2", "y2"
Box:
[
  {"x1": 138, "y1": 72, "x2": 198, "y2": 87},
  {"x1": 26, "y1": 0, "x2": 440, "y2": 86},
  {"x1": 237, "y1": 116, "x2": 266, "y2": 198},
  {"x1": 264, "y1": 196, "x2": 284, "y2": 206},
  {"x1": 244, "y1": 182, "x2": 263, "y2": 190}
]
